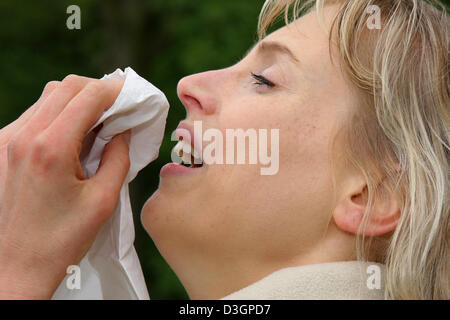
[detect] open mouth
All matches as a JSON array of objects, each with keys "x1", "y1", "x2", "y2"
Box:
[{"x1": 173, "y1": 137, "x2": 203, "y2": 168}]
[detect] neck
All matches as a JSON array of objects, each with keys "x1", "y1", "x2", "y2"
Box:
[
  {"x1": 179, "y1": 256, "x2": 357, "y2": 299},
  {"x1": 177, "y1": 228, "x2": 359, "y2": 299},
  {"x1": 180, "y1": 256, "x2": 277, "y2": 299}
]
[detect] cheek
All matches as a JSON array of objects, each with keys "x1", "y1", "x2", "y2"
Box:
[
  {"x1": 219, "y1": 94, "x2": 285, "y2": 129},
  {"x1": 215, "y1": 92, "x2": 336, "y2": 201},
  {"x1": 280, "y1": 111, "x2": 335, "y2": 197},
  {"x1": 199, "y1": 99, "x2": 334, "y2": 239}
]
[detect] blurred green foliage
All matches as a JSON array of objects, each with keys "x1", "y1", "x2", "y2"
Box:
[{"x1": 0, "y1": 0, "x2": 265, "y2": 299}]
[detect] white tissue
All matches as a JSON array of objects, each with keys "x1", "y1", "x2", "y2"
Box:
[{"x1": 52, "y1": 67, "x2": 169, "y2": 299}]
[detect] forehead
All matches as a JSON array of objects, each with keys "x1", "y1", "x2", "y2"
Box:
[{"x1": 252, "y1": 6, "x2": 340, "y2": 70}]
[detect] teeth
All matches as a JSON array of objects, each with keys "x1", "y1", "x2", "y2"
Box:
[{"x1": 173, "y1": 139, "x2": 202, "y2": 165}]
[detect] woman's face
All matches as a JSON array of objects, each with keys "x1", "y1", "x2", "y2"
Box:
[{"x1": 142, "y1": 5, "x2": 360, "y2": 297}]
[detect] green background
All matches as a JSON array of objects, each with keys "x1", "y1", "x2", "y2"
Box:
[{"x1": 0, "y1": 0, "x2": 266, "y2": 299}]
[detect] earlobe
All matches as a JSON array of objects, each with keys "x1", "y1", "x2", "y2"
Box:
[{"x1": 333, "y1": 184, "x2": 401, "y2": 237}]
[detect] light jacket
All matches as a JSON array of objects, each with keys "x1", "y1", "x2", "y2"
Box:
[{"x1": 221, "y1": 261, "x2": 386, "y2": 300}]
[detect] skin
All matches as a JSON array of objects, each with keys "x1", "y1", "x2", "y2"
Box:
[
  {"x1": 0, "y1": 76, "x2": 130, "y2": 299},
  {"x1": 142, "y1": 5, "x2": 399, "y2": 299},
  {"x1": 0, "y1": 4, "x2": 400, "y2": 300}
]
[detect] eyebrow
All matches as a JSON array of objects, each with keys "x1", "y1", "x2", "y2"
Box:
[{"x1": 246, "y1": 40, "x2": 300, "y2": 65}]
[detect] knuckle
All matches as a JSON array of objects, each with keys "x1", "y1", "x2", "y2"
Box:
[
  {"x1": 6, "y1": 132, "x2": 63, "y2": 172},
  {"x1": 60, "y1": 74, "x2": 82, "y2": 90},
  {"x1": 29, "y1": 135, "x2": 60, "y2": 170},
  {"x1": 83, "y1": 81, "x2": 103, "y2": 98},
  {"x1": 7, "y1": 135, "x2": 27, "y2": 162},
  {"x1": 62, "y1": 74, "x2": 80, "y2": 83},
  {"x1": 43, "y1": 81, "x2": 60, "y2": 94}
]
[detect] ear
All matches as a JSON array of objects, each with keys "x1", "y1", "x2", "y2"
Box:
[{"x1": 333, "y1": 179, "x2": 401, "y2": 237}]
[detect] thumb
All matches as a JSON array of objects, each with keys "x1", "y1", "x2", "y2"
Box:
[{"x1": 92, "y1": 130, "x2": 131, "y2": 198}]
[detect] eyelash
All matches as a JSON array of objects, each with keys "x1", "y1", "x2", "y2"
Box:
[{"x1": 251, "y1": 72, "x2": 275, "y2": 88}]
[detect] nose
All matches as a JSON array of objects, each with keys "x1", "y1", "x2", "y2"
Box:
[{"x1": 176, "y1": 70, "x2": 220, "y2": 116}]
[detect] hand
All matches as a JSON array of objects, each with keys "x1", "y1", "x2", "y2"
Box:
[{"x1": 0, "y1": 75, "x2": 130, "y2": 299}]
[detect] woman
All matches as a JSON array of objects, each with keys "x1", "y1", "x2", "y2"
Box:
[{"x1": 0, "y1": 0, "x2": 448, "y2": 299}]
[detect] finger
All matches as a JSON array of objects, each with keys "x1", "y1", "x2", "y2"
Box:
[
  {"x1": 90, "y1": 131, "x2": 131, "y2": 216},
  {"x1": 35, "y1": 80, "x2": 61, "y2": 108},
  {"x1": 0, "y1": 81, "x2": 60, "y2": 145},
  {"x1": 24, "y1": 75, "x2": 96, "y2": 135},
  {"x1": 48, "y1": 80, "x2": 123, "y2": 144}
]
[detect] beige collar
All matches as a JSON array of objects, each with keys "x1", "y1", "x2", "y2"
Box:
[{"x1": 221, "y1": 261, "x2": 386, "y2": 300}]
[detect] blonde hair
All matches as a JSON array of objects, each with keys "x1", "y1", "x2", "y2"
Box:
[{"x1": 258, "y1": 0, "x2": 449, "y2": 299}]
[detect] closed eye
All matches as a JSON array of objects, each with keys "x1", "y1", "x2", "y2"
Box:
[{"x1": 251, "y1": 72, "x2": 275, "y2": 88}]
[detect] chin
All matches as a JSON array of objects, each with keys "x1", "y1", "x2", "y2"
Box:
[
  {"x1": 140, "y1": 187, "x2": 204, "y2": 278},
  {"x1": 140, "y1": 187, "x2": 193, "y2": 247},
  {"x1": 140, "y1": 189, "x2": 167, "y2": 239}
]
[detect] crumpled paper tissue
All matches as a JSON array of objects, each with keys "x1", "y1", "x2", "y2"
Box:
[{"x1": 52, "y1": 67, "x2": 169, "y2": 299}]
